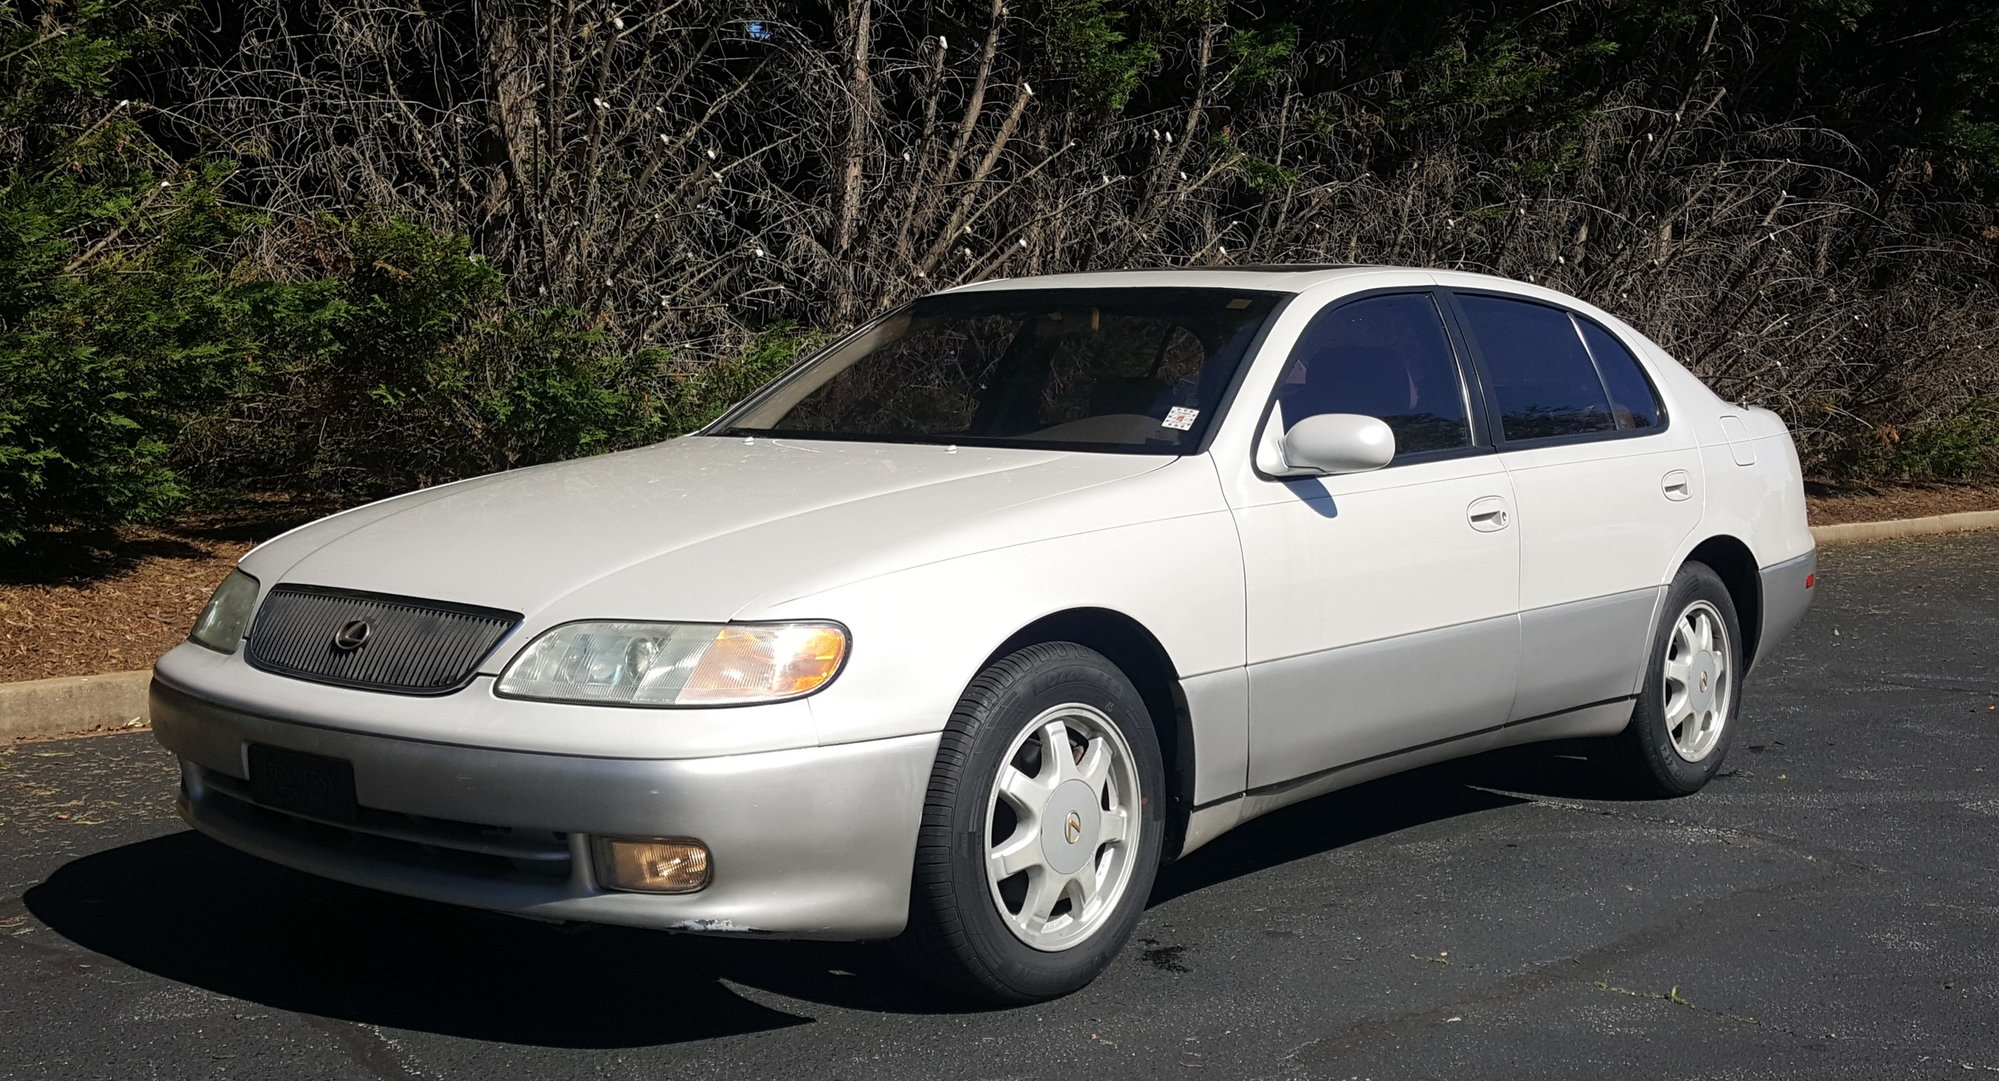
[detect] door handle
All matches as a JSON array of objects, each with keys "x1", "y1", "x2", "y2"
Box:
[
  {"x1": 1661, "y1": 469, "x2": 1693, "y2": 502},
  {"x1": 1467, "y1": 495, "x2": 1510, "y2": 532}
]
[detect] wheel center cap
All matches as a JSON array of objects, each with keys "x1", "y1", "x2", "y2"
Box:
[
  {"x1": 1689, "y1": 651, "x2": 1717, "y2": 712},
  {"x1": 1040, "y1": 779, "x2": 1102, "y2": 876}
]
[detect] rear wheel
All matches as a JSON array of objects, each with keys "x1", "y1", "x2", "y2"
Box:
[
  {"x1": 896, "y1": 642, "x2": 1165, "y2": 1003},
  {"x1": 1611, "y1": 561, "x2": 1742, "y2": 797}
]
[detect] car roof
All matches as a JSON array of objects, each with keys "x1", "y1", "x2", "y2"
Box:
[
  {"x1": 939, "y1": 264, "x2": 1544, "y2": 296},
  {"x1": 935, "y1": 264, "x2": 1668, "y2": 367}
]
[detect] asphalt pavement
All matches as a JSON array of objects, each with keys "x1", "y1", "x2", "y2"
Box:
[{"x1": 2, "y1": 531, "x2": 1996, "y2": 1080}]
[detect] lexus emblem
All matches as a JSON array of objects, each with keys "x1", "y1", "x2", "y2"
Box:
[
  {"x1": 332, "y1": 619, "x2": 373, "y2": 652},
  {"x1": 1064, "y1": 811, "x2": 1083, "y2": 845}
]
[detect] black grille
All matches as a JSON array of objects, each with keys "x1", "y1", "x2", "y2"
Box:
[{"x1": 245, "y1": 585, "x2": 521, "y2": 695}]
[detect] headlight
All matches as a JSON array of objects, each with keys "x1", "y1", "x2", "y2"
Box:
[
  {"x1": 495, "y1": 621, "x2": 848, "y2": 707},
  {"x1": 189, "y1": 570, "x2": 261, "y2": 654}
]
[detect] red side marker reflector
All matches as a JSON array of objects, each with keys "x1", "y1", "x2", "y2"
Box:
[{"x1": 1804, "y1": 573, "x2": 1816, "y2": 589}]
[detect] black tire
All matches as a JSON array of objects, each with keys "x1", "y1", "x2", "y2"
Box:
[
  {"x1": 1611, "y1": 561, "x2": 1744, "y2": 797},
  {"x1": 895, "y1": 642, "x2": 1167, "y2": 1004}
]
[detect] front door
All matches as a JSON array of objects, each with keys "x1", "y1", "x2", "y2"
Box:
[{"x1": 1227, "y1": 291, "x2": 1522, "y2": 791}]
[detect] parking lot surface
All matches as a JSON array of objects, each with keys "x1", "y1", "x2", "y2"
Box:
[{"x1": 2, "y1": 531, "x2": 1996, "y2": 1080}]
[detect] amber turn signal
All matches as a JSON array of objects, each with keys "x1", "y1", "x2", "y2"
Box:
[
  {"x1": 679, "y1": 623, "x2": 848, "y2": 704},
  {"x1": 591, "y1": 837, "x2": 712, "y2": 893}
]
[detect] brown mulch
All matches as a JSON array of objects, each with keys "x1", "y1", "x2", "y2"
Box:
[
  {"x1": 2, "y1": 482, "x2": 1996, "y2": 684},
  {"x1": 1802, "y1": 480, "x2": 1999, "y2": 526},
  {"x1": 0, "y1": 497, "x2": 344, "y2": 684}
]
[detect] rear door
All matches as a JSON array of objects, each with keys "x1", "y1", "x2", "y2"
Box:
[{"x1": 1444, "y1": 291, "x2": 1703, "y2": 722}]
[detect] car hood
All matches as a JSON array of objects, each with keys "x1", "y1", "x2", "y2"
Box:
[{"x1": 240, "y1": 437, "x2": 1171, "y2": 622}]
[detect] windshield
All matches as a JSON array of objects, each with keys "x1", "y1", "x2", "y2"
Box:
[{"x1": 718, "y1": 287, "x2": 1283, "y2": 453}]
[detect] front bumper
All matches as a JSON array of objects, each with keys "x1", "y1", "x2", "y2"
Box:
[{"x1": 150, "y1": 677, "x2": 939, "y2": 939}]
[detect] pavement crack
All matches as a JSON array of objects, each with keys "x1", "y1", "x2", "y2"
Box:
[
  {"x1": 1279, "y1": 1036, "x2": 1324, "y2": 1061},
  {"x1": 1847, "y1": 673, "x2": 1999, "y2": 696},
  {"x1": 0, "y1": 928, "x2": 88, "y2": 967},
  {"x1": 1284, "y1": 867, "x2": 1857, "y2": 1068},
  {"x1": 301, "y1": 1016, "x2": 425, "y2": 1081},
  {"x1": 1500, "y1": 793, "x2": 1894, "y2": 874},
  {"x1": 1591, "y1": 980, "x2": 1761, "y2": 1025}
]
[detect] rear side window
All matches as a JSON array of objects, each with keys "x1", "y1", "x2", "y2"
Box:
[
  {"x1": 1455, "y1": 295, "x2": 1615, "y2": 441},
  {"x1": 1575, "y1": 319, "x2": 1663, "y2": 430},
  {"x1": 1275, "y1": 293, "x2": 1472, "y2": 454}
]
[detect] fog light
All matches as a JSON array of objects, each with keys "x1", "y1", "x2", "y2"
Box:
[{"x1": 591, "y1": 837, "x2": 711, "y2": 893}]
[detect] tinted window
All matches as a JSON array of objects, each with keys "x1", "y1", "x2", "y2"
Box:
[
  {"x1": 1576, "y1": 319, "x2": 1663, "y2": 430},
  {"x1": 1275, "y1": 293, "x2": 1471, "y2": 454},
  {"x1": 1456, "y1": 295, "x2": 1616, "y2": 441},
  {"x1": 723, "y1": 288, "x2": 1279, "y2": 453}
]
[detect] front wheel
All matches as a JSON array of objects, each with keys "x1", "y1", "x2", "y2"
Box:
[
  {"x1": 896, "y1": 642, "x2": 1165, "y2": 1003},
  {"x1": 1610, "y1": 561, "x2": 1743, "y2": 797}
]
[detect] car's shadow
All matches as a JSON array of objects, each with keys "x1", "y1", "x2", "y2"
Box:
[
  {"x1": 1152, "y1": 739, "x2": 1645, "y2": 903},
  {"x1": 23, "y1": 741, "x2": 1634, "y2": 1047}
]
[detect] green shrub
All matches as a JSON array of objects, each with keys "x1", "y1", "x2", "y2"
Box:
[
  {"x1": 1876, "y1": 400, "x2": 1999, "y2": 481},
  {"x1": 183, "y1": 216, "x2": 669, "y2": 495},
  {"x1": 1030, "y1": 0, "x2": 1160, "y2": 113},
  {"x1": 432, "y1": 307, "x2": 668, "y2": 476},
  {"x1": 654, "y1": 323, "x2": 825, "y2": 436},
  {"x1": 182, "y1": 214, "x2": 830, "y2": 503},
  {"x1": 0, "y1": 1, "x2": 254, "y2": 544}
]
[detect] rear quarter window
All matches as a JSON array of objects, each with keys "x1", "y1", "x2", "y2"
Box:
[{"x1": 1575, "y1": 318, "x2": 1665, "y2": 430}]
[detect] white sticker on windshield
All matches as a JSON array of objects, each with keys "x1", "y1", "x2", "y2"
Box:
[{"x1": 1162, "y1": 406, "x2": 1200, "y2": 431}]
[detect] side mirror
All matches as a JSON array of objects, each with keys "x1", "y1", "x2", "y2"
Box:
[{"x1": 1280, "y1": 413, "x2": 1396, "y2": 475}]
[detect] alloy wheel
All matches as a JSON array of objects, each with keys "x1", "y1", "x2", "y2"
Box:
[
  {"x1": 982, "y1": 702, "x2": 1143, "y2": 951},
  {"x1": 1662, "y1": 599, "x2": 1733, "y2": 762}
]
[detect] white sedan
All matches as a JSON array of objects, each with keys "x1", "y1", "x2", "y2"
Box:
[{"x1": 152, "y1": 265, "x2": 1816, "y2": 1002}]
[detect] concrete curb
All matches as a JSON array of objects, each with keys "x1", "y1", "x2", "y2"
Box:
[
  {"x1": 1809, "y1": 508, "x2": 1999, "y2": 547},
  {"x1": 1, "y1": 669, "x2": 151, "y2": 744},
  {"x1": 1, "y1": 507, "x2": 1995, "y2": 744}
]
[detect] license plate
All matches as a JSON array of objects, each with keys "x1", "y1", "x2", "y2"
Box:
[{"x1": 247, "y1": 744, "x2": 359, "y2": 824}]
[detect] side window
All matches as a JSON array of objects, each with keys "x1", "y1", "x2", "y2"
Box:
[
  {"x1": 1275, "y1": 293, "x2": 1472, "y2": 454},
  {"x1": 1575, "y1": 318, "x2": 1663, "y2": 430},
  {"x1": 1456, "y1": 295, "x2": 1617, "y2": 441}
]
